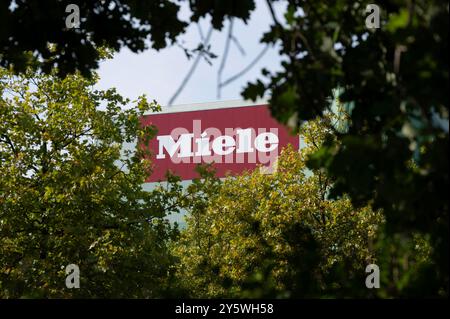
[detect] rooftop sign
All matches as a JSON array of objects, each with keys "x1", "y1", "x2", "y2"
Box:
[{"x1": 140, "y1": 100, "x2": 299, "y2": 182}]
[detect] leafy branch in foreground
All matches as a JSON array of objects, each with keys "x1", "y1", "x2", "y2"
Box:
[{"x1": 0, "y1": 66, "x2": 179, "y2": 298}]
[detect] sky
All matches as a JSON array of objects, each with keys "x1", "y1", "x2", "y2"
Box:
[{"x1": 96, "y1": 1, "x2": 287, "y2": 107}]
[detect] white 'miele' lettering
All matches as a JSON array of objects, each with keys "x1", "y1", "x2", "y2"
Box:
[{"x1": 156, "y1": 128, "x2": 279, "y2": 161}]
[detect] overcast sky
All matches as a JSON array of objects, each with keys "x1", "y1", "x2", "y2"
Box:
[{"x1": 96, "y1": 1, "x2": 287, "y2": 107}]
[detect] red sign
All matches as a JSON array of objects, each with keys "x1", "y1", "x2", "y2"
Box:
[{"x1": 140, "y1": 103, "x2": 299, "y2": 182}]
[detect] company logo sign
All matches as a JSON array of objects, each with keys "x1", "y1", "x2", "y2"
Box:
[
  {"x1": 156, "y1": 120, "x2": 279, "y2": 163},
  {"x1": 141, "y1": 104, "x2": 299, "y2": 182}
]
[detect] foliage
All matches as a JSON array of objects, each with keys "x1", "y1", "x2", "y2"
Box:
[
  {"x1": 173, "y1": 117, "x2": 390, "y2": 298},
  {"x1": 242, "y1": 0, "x2": 448, "y2": 297},
  {"x1": 0, "y1": 66, "x2": 179, "y2": 298},
  {"x1": 0, "y1": 0, "x2": 255, "y2": 77}
]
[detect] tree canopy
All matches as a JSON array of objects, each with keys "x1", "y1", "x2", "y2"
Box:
[
  {"x1": 0, "y1": 0, "x2": 256, "y2": 76},
  {"x1": 171, "y1": 116, "x2": 433, "y2": 298},
  {"x1": 241, "y1": 0, "x2": 448, "y2": 296},
  {"x1": 0, "y1": 66, "x2": 181, "y2": 297}
]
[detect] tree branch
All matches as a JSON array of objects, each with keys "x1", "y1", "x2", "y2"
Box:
[
  {"x1": 219, "y1": 45, "x2": 269, "y2": 88},
  {"x1": 217, "y1": 18, "x2": 234, "y2": 99},
  {"x1": 168, "y1": 26, "x2": 214, "y2": 105}
]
